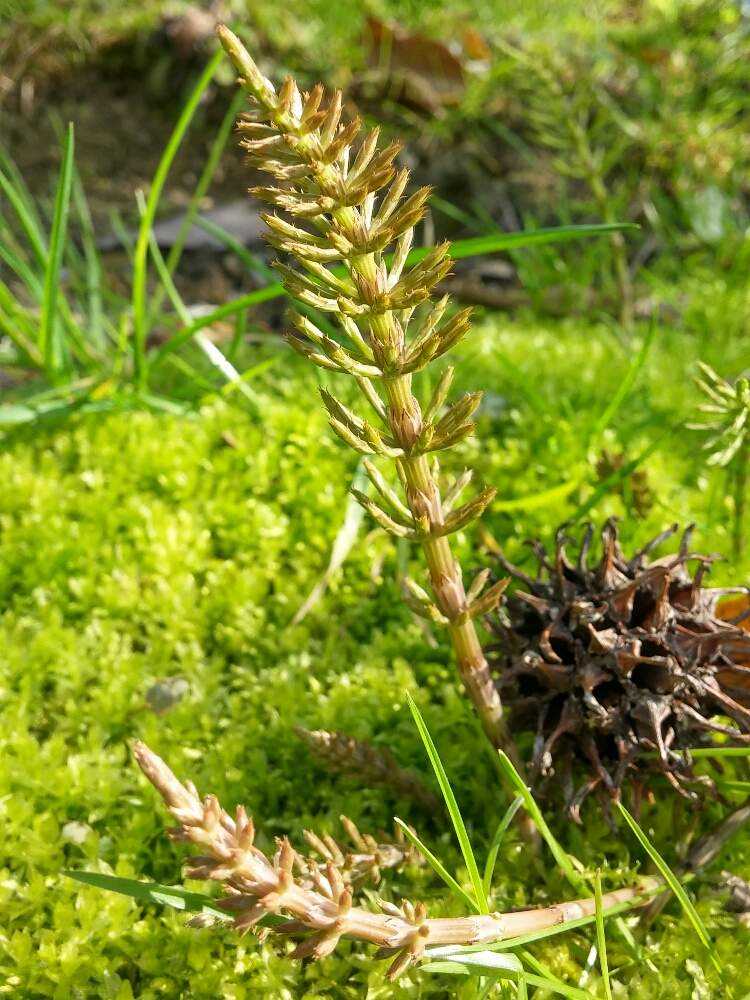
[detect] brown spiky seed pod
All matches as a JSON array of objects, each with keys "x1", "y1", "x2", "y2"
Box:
[{"x1": 486, "y1": 520, "x2": 750, "y2": 819}]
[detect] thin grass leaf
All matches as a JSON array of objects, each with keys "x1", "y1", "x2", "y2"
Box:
[
  {"x1": 0, "y1": 389, "x2": 111, "y2": 427},
  {"x1": 0, "y1": 144, "x2": 46, "y2": 233},
  {"x1": 150, "y1": 225, "x2": 637, "y2": 369},
  {"x1": 493, "y1": 470, "x2": 586, "y2": 513},
  {"x1": 590, "y1": 319, "x2": 658, "y2": 442},
  {"x1": 408, "y1": 223, "x2": 638, "y2": 265},
  {"x1": 483, "y1": 796, "x2": 523, "y2": 896},
  {"x1": 71, "y1": 165, "x2": 105, "y2": 351},
  {"x1": 164, "y1": 89, "x2": 245, "y2": 280},
  {"x1": 143, "y1": 202, "x2": 262, "y2": 414},
  {"x1": 221, "y1": 357, "x2": 277, "y2": 393},
  {"x1": 569, "y1": 435, "x2": 665, "y2": 523},
  {"x1": 518, "y1": 949, "x2": 575, "y2": 994},
  {"x1": 422, "y1": 950, "x2": 523, "y2": 976},
  {"x1": 594, "y1": 871, "x2": 613, "y2": 1000},
  {"x1": 421, "y1": 954, "x2": 591, "y2": 999},
  {"x1": 0, "y1": 222, "x2": 43, "y2": 300},
  {"x1": 407, "y1": 693, "x2": 489, "y2": 913},
  {"x1": 139, "y1": 392, "x2": 191, "y2": 415},
  {"x1": 64, "y1": 870, "x2": 228, "y2": 920},
  {"x1": 149, "y1": 286, "x2": 283, "y2": 368},
  {"x1": 0, "y1": 164, "x2": 47, "y2": 268},
  {"x1": 195, "y1": 333, "x2": 262, "y2": 412},
  {"x1": 496, "y1": 751, "x2": 584, "y2": 890},
  {"x1": 394, "y1": 817, "x2": 479, "y2": 912},
  {"x1": 615, "y1": 801, "x2": 720, "y2": 974},
  {"x1": 40, "y1": 122, "x2": 75, "y2": 375},
  {"x1": 146, "y1": 89, "x2": 246, "y2": 325},
  {"x1": 292, "y1": 460, "x2": 368, "y2": 625},
  {"x1": 0, "y1": 304, "x2": 40, "y2": 364},
  {"x1": 685, "y1": 747, "x2": 750, "y2": 759},
  {"x1": 430, "y1": 194, "x2": 487, "y2": 233},
  {"x1": 194, "y1": 214, "x2": 277, "y2": 283},
  {"x1": 713, "y1": 779, "x2": 750, "y2": 795},
  {"x1": 131, "y1": 47, "x2": 223, "y2": 389}
]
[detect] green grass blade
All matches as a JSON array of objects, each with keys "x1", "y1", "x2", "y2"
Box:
[
  {"x1": 421, "y1": 952, "x2": 592, "y2": 999},
  {"x1": 615, "y1": 802, "x2": 720, "y2": 973},
  {"x1": 64, "y1": 870, "x2": 228, "y2": 919},
  {"x1": 519, "y1": 950, "x2": 579, "y2": 996},
  {"x1": 292, "y1": 460, "x2": 368, "y2": 626},
  {"x1": 147, "y1": 89, "x2": 246, "y2": 323},
  {"x1": 0, "y1": 166, "x2": 47, "y2": 268},
  {"x1": 411, "y1": 223, "x2": 638, "y2": 265},
  {"x1": 145, "y1": 207, "x2": 260, "y2": 416},
  {"x1": 141, "y1": 193, "x2": 191, "y2": 327},
  {"x1": 0, "y1": 228, "x2": 43, "y2": 300},
  {"x1": 149, "y1": 286, "x2": 284, "y2": 368},
  {"x1": 496, "y1": 751, "x2": 584, "y2": 890},
  {"x1": 509, "y1": 972, "x2": 591, "y2": 998},
  {"x1": 195, "y1": 333, "x2": 262, "y2": 411},
  {"x1": 144, "y1": 200, "x2": 263, "y2": 413},
  {"x1": 590, "y1": 319, "x2": 658, "y2": 442},
  {"x1": 193, "y1": 214, "x2": 277, "y2": 283},
  {"x1": 131, "y1": 47, "x2": 223, "y2": 390},
  {"x1": 165, "y1": 90, "x2": 245, "y2": 280},
  {"x1": 483, "y1": 796, "x2": 523, "y2": 896},
  {"x1": 569, "y1": 435, "x2": 665, "y2": 523},
  {"x1": 40, "y1": 122, "x2": 75, "y2": 376},
  {"x1": 71, "y1": 165, "x2": 105, "y2": 350},
  {"x1": 394, "y1": 817, "x2": 480, "y2": 913},
  {"x1": 430, "y1": 194, "x2": 488, "y2": 233},
  {"x1": 683, "y1": 747, "x2": 750, "y2": 759},
  {"x1": 422, "y1": 950, "x2": 523, "y2": 977},
  {"x1": 0, "y1": 143, "x2": 46, "y2": 238},
  {"x1": 594, "y1": 871, "x2": 613, "y2": 1000},
  {"x1": 0, "y1": 304, "x2": 41, "y2": 365},
  {"x1": 407, "y1": 693, "x2": 489, "y2": 913},
  {"x1": 493, "y1": 470, "x2": 586, "y2": 513},
  {"x1": 714, "y1": 779, "x2": 750, "y2": 795}
]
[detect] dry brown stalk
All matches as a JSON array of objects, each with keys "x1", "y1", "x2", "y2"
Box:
[
  {"x1": 295, "y1": 725, "x2": 440, "y2": 811},
  {"x1": 216, "y1": 25, "x2": 520, "y2": 764},
  {"x1": 134, "y1": 740, "x2": 658, "y2": 980}
]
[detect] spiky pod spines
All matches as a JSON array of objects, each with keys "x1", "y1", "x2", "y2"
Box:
[
  {"x1": 134, "y1": 741, "x2": 658, "y2": 977},
  {"x1": 217, "y1": 25, "x2": 517, "y2": 758},
  {"x1": 486, "y1": 520, "x2": 750, "y2": 820}
]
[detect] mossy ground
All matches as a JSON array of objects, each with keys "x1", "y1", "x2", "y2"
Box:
[{"x1": 2, "y1": 315, "x2": 750, "y2": 998}]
